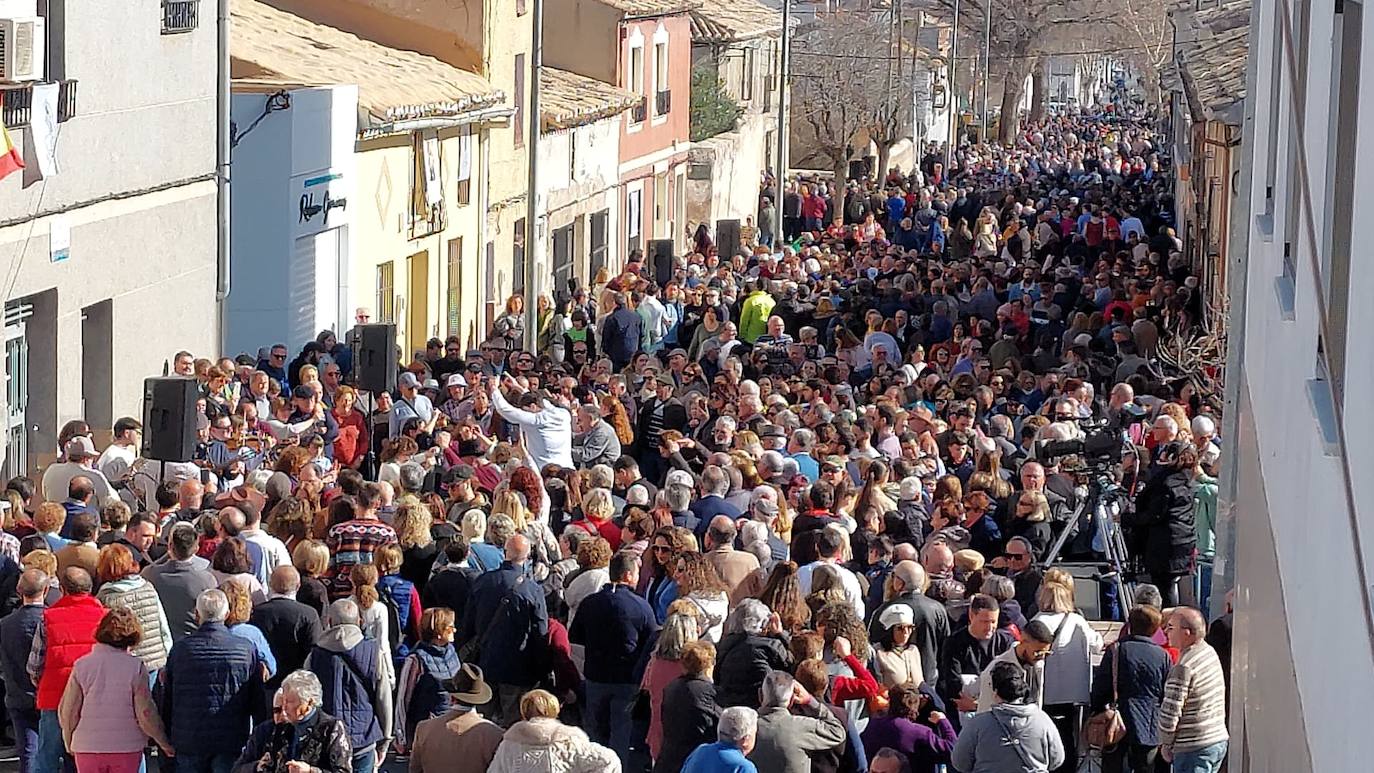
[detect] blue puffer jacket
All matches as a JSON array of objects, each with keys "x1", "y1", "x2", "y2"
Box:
[
  {"x1": 309, "y1": 635, "x2": 384, "y2": 749},
  {"x1": 160, "y1": 621, "x2": 262, "y2": 756}
]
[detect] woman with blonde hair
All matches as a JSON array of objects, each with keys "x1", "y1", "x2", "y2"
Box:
[
  {"x1": 1007, "y1": 490, "x2": 1053, "y2": 559},
  {"x1": 221, "y1": 579, "x2": 277, "y2": 679},
  {"x1": 564, "y1": 537, "x2": 613, "y2": 628},
  {"x1": 488, "y1": 689, "x2": 619, "y2": 773},
  {"x1": 490, "y1": 489, "x2": 558, "y2": 581},
  {"x1": 393, "y1": 607, "x2": 461, "y2": 755},
  {"x1": 672, "y1": 551, "x2": 729, "y2": 642},
  {"x1": 1032, "y1": 572, "x2": 1103, "y2": 769},
  {"x1": 459, "y1": 508, "x2": 501, "y2": 572},
  {"x1": 392, "y1": 500, "x2": 438, "y2": 587},
  {"x1": 640, "y1": 612, "x2": 700, "y2": 763},
  {"x1": 291, "y1": 539, "x2": 331, "y2": 615}
]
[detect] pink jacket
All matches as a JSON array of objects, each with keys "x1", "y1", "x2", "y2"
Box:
[{"x1": 58, "y1": 644, "x2": 170, "y2": 754}]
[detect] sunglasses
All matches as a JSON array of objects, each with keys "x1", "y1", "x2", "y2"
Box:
[
  {"x1": 652, "y1": 545, "x2": 673, "y2": 553},
  {"x1": 1005, "y1": 552, "x2": 1029, "y2": 560}
]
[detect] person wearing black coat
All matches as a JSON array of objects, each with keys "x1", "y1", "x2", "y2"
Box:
[
  {"x1": 867, "y1": 564, "x2": 951, "y2": 687},
  {"x1": 249, "y1": 567, "x2": 324, "y2": 703},
  {"x1": 1124, "y1": 442, "x2": 1199, "y2": 606},
  {"x1": 0, "y1": 570, "x2": 45, "y2": 773},
  {"x1": 654, "y1": 652, "x2": 720, "y2": 773},
  {"x1": 421, "y1": 542, "x2": 479, "y2": 623},
  {"x1": 713, "y1": 600, "x2": 792, "y2": 708},
  {"x1": 1090, "y1": 606, "x2": 1173, "y2": 773},
  {"x1": 601, "y1": 298, "x2": 643, "y2": 371}
]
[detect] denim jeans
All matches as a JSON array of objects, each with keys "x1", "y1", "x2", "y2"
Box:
[
  {"x1": 351, "y1": 744, "x2": 375, "y2": 773},
  {"x1": 10, "y1": 707, "x2": 40, "y2": 773},
  {"x1": 583, "y1": 681, "x2": 638, "y2": 764},
  {"x1": 34, "y1": 709, "x2": 70, "y2": 773},
  {"x1": 173, "y1": 753, "x2": 235, "y2": 773},
  {"x1": 1171, "y1": 740, "x2": 1227, "y2": 773}
]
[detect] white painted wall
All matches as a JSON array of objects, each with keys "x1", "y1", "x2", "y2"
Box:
[
  {"x1": 228, "y1": 86, "x2": 359, "y2": 357},
  {"x1": 540, "y1": 116, "x2": 622, "y2": 282},
  {"x1": 0, "y1": 0, "x2": 217, "y2": 471},
  {"x1": 1226, "y1": 1, "x2": 1374, "y2": 770}
]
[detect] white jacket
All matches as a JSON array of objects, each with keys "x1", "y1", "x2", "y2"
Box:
[
  {"x1": 1032, "y1": 611, "x2": 1103, "y2": 705},
  {"x1": 488, "y1": 718, "x2": 621, "y2": 773}
]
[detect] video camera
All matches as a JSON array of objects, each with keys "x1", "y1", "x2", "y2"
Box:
[{"x1": 1035, "y1": 403, "x2": 1149, "y2": 466}]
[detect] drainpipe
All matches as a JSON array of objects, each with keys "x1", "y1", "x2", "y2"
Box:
[
  {"x1": 215, "y1": 0, "x2": 232, "y2": 351},
  {"x1": 524, "y1": 0, "x2": 543, "y2": 353}
]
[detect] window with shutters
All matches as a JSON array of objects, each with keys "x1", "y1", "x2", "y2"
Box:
[
  {"x1": 446, "y1": 238, "x2": 463, "y2": 337},
  {"x1": 514, "y1": 54, "x2": 526, "y2": 148},
  {"x1": 376, "y1": 262, "x2": 395, "y2": 323}
]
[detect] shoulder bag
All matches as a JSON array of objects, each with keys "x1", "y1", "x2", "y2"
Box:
[{"x1": 1082, "y1": 641, "x2": 1127, "y2": 750}]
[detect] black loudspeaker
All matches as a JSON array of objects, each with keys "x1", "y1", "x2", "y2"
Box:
[
  {"x1": 716, "y1": 219, "x2": 741, "y2": 256},
  {"x1": 141, "y1": 377, "x2": 198, "y2": 463},
  {"x1": 352, "y1": 324, "x2": 398, "y2": 393},
  {"x1": 650, "y1": 239, "x2": 675, "y2": 285}
]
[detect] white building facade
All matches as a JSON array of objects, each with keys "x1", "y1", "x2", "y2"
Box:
[
  {"x1": 1222, "y1": 0, "x2": 1374, "y2": 770},
  {"x1": 0, "y1": 0, "x2": 218, "y2": 476}
]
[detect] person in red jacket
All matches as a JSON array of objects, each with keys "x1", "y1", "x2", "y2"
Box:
[{"x1": 27, "y1": 567, "x2": 104, "y2": 773}]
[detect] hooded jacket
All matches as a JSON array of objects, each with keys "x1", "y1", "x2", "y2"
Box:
[
  {"x1": 951, "y1": 701, "x2": 1065, "y2": 773},
  {"x1": 488, "y1": 717, "x2": 621, "y2": 773}
]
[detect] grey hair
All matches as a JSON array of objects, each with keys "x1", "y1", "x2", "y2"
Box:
[
  {"x1": 279, "y1": 669, "x2": 324, "y2": 707},
  {"x1": 398, "y1": 462, "x2": 426, "y2": 493},
  {"x1": 701, "y1": 466, "x2": 731, "y2": 497},
  {"x1": 792, "y1": 428, "x2": 815, "y2": 450},
  {"x1": 717, "y1": 706, "x2": 758, "y2": 745},
  {"x1": 196, "y1": 589, "x2": 229, "y2": 623},
  {"x1": 665, "y1": 484, "x2": 692, "y2": 511},
  {"x1": 324, "y1": 597, "x2": 361, "y2": 627},
  {"x1": 981, "y1": 575, "x2": 1016, "y2": 602},
  {"x1": 759, "y1": 669, "x2": 795, "y2": 709},
  {"x1": 654, "y1": 612, "x2": 701, "y2": 660},
  {"x1": 1134, "y1": 583, "x2": 1163, "y2": 609},
  {"x1": 715, "y1": 415, "x2": 737, "y2": 433},
  {"x1": 587, "y1": 464, "x2": 614, "y2": 489},
  {"x1": 487, "y1": 514, "x2": 516, "y2": 547},
  {"x1": 731, "y1": 598, "x2": 770, "y2": 636},
  {"x1": 759, "y1": 450, "x2": 785, "y2": 475},
  {"x1": 870, "y1": 748, "x2": 912, "y2": 772}
]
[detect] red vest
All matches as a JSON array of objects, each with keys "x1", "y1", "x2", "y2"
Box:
[{"x1": 35, "y1": 593, "x2": 105, "y2": 710}]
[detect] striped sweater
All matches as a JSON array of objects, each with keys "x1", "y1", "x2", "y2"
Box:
[{"x1": 1158, "y1": 641, "x2": 1229, "y2": 752}]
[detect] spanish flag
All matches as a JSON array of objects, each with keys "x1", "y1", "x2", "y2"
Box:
[{"x1": 0, "y1": 123, "x2": 23, "y2": 182}]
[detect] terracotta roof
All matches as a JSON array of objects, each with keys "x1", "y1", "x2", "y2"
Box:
[
  {"x1": 230, "y1": 0, "x2": 505, "y2": 131},
  {"x1": 594, "y1": 0, "x2": 699, "y2": 19},
  {"x1": 690, "y1": 0, "x2": 781, "y2": 42},
  {"x1": 540, "y1": 67, "x2": 641, "y2": 131},
  {"x1": 1168, "y1": 0, "x2": 1249, "y2": 122}
]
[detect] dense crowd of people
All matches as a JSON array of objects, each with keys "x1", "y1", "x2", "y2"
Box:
[{"x1": 0, "y1": 109, "x2": 1232, "y2": 773}]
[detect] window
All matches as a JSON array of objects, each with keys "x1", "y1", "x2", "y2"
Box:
[
  {"x1": 627, "y1": 188, "x2": 643, "y2": 254},
  {"x1": 1323, "y1": 0, "x2": 1360, "y2": 395},
  {"x1": 376, "y1": 262, "x2": 395, "y2": 323},
  {"x1": 162, "y1": 0, "x2": 200, "y2": 34},
  {"x1": 590, "y1": 210, "x2": 609, "y2": 281},
  {"x1": 653, "y1": 174, "x2": 668, "y2": 237},
  {"x1": 629, "y1": 45, "x2": 645, "y2": 123},
  {"x1": 446, "y1": 238, "x2": 463, "y2": 337},
  {"x1": 1259, "y1": 12, "x2": 1284, "y2": 230},
  {"x1": 552, "y1": 225, "x2": 575, "y2": 294},
  {"x1": 410, "y1": 131, "x2": 446, "y2": 238},
  {"x1": 653, "y1": 41, "x2": 669, "y2": 116},
  {"x1": 741, "y1": 47, "x2": 755, "y2": 102},
  {"x1": 513, "y1": 218, "x2": 527, "y2": 296},
  {"x1": 514, "y1": 54, "x2": 526, "y2": 147},
  {"x1": 456, "y1": 127, "x2": 472, "y2": 205},
  {"x1": 569, "y1": 132, "x2": 577, "y2": 181}
]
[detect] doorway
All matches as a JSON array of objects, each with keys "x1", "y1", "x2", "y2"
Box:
[{"x1": 407, "y1": 250, "x2": 430, "y2": 355}]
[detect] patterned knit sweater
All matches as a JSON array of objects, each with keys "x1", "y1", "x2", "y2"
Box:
[{"x1": 1158, "y1": 641, "x2": 1229, "y2": 753}]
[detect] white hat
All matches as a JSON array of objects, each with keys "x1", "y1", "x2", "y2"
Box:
[
  {"x1": 64, "y1": 436, "x2": 97, "y2": 460},
  {"x1": 665, "y1": 470, "x2": 694, "y2": 490},
  {"x1": 878, "y1": 604, "x2": 914, "y2": 629},
  {"x1": 446, "y1": 373, "x2": 468, "y2": 388}
]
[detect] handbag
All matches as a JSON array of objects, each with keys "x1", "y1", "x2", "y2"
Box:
[{"x1": 1082, "y1": 642, "x2": 1128, "y2": 750}]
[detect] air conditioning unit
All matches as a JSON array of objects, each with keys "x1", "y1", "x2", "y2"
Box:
[{"x1": 0, "y1": 16, "x2": 44, "y2": 84}]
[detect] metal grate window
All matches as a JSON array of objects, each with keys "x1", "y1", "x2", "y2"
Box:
[
  {"x1": 162, "y1": 0, "x2": 200, "y2": 34},
  {"x1": 1, "y1": 80, "x2": 78, "y2": 130},
  {"x1": 446, "y1": 239, "x2": 462, "y2": 337}
]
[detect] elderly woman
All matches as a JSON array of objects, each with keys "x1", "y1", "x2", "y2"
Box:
[
  {"x1": 57, "y1": 608, "x2": 174, "y2": 773},
  {"x1": 235, "y1": 670, "x2": 352, "y2": 773},
  {"x1": 713, "y1": 599, "x2": 791, "y2": 708},
  {"x1": 95, "y1": 544, "x2": 173, "y2": 679},
  {"x1": 222, "y1": 579, "x2": 277, "y2": 679},
  {"x1": 656, "y1": 640, "x2": 720, "y2": 772},
  {"x1": 488, "y1": 689, "x2": 619, "y2": 773}
]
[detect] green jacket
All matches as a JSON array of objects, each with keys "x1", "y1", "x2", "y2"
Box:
[{"x1": 739, "y1": 291, "x2": 776, "y2": 344}]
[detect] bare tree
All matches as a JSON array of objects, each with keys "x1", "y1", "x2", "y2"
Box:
[{"x1": 790, "y1": 10, "x2": 910, "y2": 221}]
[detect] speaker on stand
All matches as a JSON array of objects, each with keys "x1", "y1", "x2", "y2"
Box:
[
  {"x1": 351, "y1": 323, "x2": 399, "y2": 394},
  {"x1": 141, "y1": 377, "x2": 198, "y2": 463},
  {"x1": 715, "y1": 219, "x2": 741, "y2": 257},
  {"x1": 649, "y1": 239, "x2": 675, "y2": 286}
]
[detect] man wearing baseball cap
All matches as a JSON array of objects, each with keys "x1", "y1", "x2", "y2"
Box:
[
  {"x1": 391, "y1": 371, "x2": 437, "y2": 439},
  {"x1": 40, "y1": 436, "x2": 116, "y2": 506}
]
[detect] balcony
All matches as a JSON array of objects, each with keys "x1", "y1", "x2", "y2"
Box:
[
  {"x1": 655, "y1": 89, "x2": 672, "y2": 116},
  {"x1": 1, "y1": 80, "x2": 78, "y2": 130},
  {"x1": 631, "y1": 101, "x2": 647, "y2": 124}
]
